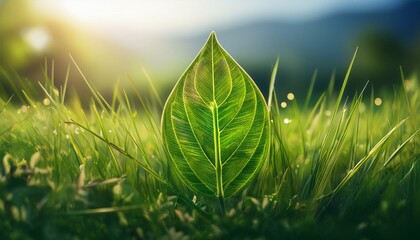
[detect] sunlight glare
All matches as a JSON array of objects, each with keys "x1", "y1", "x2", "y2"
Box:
[
  {"x1": 43, "y1": 0, "x2": 215, "y2": 34},
  {"x1": 22, "y1": 27, "x2": 51, "y2": 52},
  {"x1": 32, "y1": 0, "x2": 400, "y2": 36}
]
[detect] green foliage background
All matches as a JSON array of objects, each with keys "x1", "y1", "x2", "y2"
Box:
[{"x1": 0, "y1": 54, "x2": 419, "y2": 238}]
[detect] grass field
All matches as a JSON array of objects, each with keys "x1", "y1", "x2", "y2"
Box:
[{"x1": 0, "y1": 59, "x2": 419, "y2": 239}]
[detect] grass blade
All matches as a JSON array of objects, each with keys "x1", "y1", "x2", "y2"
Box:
[
  {"x1": 0, "y1": 95, "x2": 13, "y2": 114},
  {"x1": 304, "y1": 69, "x2": 318, "y2": 110},
  {"x1": 65, "y1": 119, "x2": 167, "y2": 185},
  {"x1": 332, "y1": 117, "x2": 408, "y2": 195},
  {"x1": 268, "y1": 57, "x2": 279, "y2": 112},
  {"x1": 383, "y1": 129, "x2": 419, "y2": 168}
]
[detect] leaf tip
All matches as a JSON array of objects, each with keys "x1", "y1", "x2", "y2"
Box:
[{"x1": 208, "y1": 31, "x2": 218, "y2": 43}]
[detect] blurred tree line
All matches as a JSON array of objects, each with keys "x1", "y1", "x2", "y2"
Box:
[{"x1": 1, "y1": 0, "x2": 419, "y2": 104}]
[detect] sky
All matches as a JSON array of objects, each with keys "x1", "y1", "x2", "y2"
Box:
[
  {"x1": 33, "y1": 0, "x2": 399, "y2": 36},
  {"x1": 2, "y1": 0, "x2": 412, "y2": 93}
]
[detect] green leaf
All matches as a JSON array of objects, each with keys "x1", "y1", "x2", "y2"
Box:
[{"x1": 161, "y1": 32, "x2": 270, "y2": 198}]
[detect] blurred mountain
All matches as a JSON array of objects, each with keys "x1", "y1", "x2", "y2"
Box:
[
  {"x1": 171, "y1": 0, "x2": 420, "y2": 96},
  {"x1": 1, "y1": 0, "x2": 419, "y2": 101}
]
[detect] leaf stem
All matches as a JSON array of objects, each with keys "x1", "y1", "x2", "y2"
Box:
[
  {"x1": 218, "y1": 196, "x2": 226, "y2": 216},
  {"x1": 212, "y1": 102, "x2": 224, "y2": 199}
]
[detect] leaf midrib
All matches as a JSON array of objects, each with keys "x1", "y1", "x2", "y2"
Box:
[{"x1": 211, "y1": 35, "x2": 225, "y2": 198}]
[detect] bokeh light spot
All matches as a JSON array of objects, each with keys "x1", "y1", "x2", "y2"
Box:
[
  {"x1": 404, "y1": 80, "x2": 411, "y2": 91},
  {"x1": 43, "y1": 98, "x2": 51, "y2": 106},
  {"x1": 374, "y1": 97, "x2": 382, "y2": 106},
  {"x1": 324, "y1": 110, "x2": 331, "y2": 117},
  {"x1": 280, "y1": 101, "x2": 287, "y2": 108}
]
